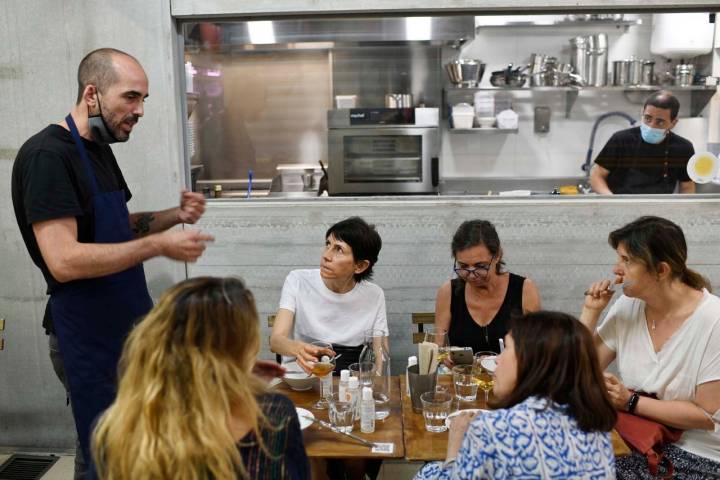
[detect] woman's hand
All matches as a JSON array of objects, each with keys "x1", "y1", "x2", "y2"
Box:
[
  {"x1": 604, "y1": 372, "x2": 632, "y2": 411},
  {"x1": 295, "y1": 343, "x2": 336, "y2": 374},
  {"x1": 446, "y1": 411, "x2": 476, "y2": 460},
  {"x1": 583, "y1": 278, "x2": 619, "y2": 312},
  {"x1": 252, "y1": 360, "x2": 286, "y2": 381}
]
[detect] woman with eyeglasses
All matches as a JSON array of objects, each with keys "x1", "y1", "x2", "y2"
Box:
[
  {"x1": 435, "y1": 220, "x2": 541, "y2": 357},
  {"x1": 270, "y1": 216, "x2": 387, "y2": 374}
]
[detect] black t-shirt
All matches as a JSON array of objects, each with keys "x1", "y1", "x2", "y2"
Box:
[
  {"x1": 11, "y1": 124, "x2": 131, "y2": 334},
  {"x1": 594, "y1": 126, "x2": 694, "y2": 194}
]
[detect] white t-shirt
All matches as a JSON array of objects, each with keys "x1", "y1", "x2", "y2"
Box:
[
  {"x1": 597, "y1": 289, "x2": 720, "y2": 462},
  {"x1": 278, "y1": 269, "x2": 388, "y2": 348}
]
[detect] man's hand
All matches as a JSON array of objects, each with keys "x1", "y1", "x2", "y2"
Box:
[
  {"x1": 177, "y1": 190, "x2": 206, "y2": 224},
  {"x1": 157, "y1": 229, "x2": 214, "y2": 262},
  {"x1": 253, "y1": 360, "x2": 286, "y2": 381},
  {"x1": 604, "y1": 372, "x2": 632, "y2": 410}
]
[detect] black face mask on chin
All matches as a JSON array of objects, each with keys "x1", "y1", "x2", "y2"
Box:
[{"x1": 87, "y1": 95, "x2": 119, "y2": 145}]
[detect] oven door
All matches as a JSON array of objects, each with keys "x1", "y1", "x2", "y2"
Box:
[{"x1": 328, "y1": 127, "x2": 438, "y2": 195}]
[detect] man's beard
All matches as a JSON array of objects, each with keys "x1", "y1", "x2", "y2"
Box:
[{"x1": 102, "y1": 110, "x2": 139, "y2": 142}]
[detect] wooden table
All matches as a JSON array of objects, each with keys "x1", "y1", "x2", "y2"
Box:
[
  {"x1": 273, "y1": 376, "x2": 405, "y2": 459},
  {"x1": 399, "y1": 375, "x2": 630, "y2": 461}
]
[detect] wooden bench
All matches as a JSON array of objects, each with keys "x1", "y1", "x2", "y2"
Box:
[{"x1": 412, "y1": 312, "x2": 435, "y2": 344}]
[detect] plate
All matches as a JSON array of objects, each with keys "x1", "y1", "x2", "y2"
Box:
[
  {"x1": 480, "y1": 356, "x2": 497, "y2": 373},
  {"x1": 687, "y1": 152, "x2": 719, "y2": 184},
  {"x1": 296, "y1": 407, "x2": 314, "y2": 430},
  {"x1": 445, "y1": 408, "x2": 486, "y2": 429}
]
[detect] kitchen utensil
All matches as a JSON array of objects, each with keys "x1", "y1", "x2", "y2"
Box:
[
  {"x1": 675, "y1": 63, "x2": 695, "y2": 86},
  {"x1": 444, "y1": 59, "x2": 486, "y2": 87},
  {"x1": 589, "y1": 33, "x2": 608, "y2": 86},
  {"x1": 489, "y1": 64, "x2": 527, "y2": 88},
  {"x1": 301, "y1": 415, "x2": 377, "y2": 447},
  {"x1": 628, "y1": 57, "x2": 643, "y2": 86},
  {"x1": 613, "y1": 60, "x2": 631, "y2": 86},
  {"x1": 384, "y1": 93, "x2": 413, "y2": 108},
  {"x1": 583, "y1": 281, "x2": 633, "y2": 296},
  {"x1": 641, "y1": 61, "x2": 656, "y2": 85}
]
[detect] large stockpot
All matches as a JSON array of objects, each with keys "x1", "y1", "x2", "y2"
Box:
[
  {"x1": 628, "y1": 57, "x2": 643, "y2": 86},
  {"x1": 641, "y1": 61, "x2": 655, "y2": 86}
]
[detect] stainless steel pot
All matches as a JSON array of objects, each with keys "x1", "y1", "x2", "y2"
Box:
[
  {"x1": 613, "y1": 60, "x2": 630, "y2": 86},
  {"x1": 641, "y1": 61, "x2": 655, "y2": 85},
  {"x1": 444, "y1": 59, "x2": 486, "y2": 88},
  {"x1": 675, "y1": 64, "x2": 695, "y2": 87},
  {"x1": 384, "y1": 93, "x2": 413, "y2": 108},
  {"x1": 628, "y1": 57, "x2": 643, "y2": 86}
]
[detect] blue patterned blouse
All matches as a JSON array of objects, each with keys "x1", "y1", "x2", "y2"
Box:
[{"x1": 414, "y1": 396, "x2": 615, "y2": 480}]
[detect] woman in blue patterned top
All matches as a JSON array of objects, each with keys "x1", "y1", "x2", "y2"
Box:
[{"x1": 415, "y1": 311, "x2": 617, "y2": 480}]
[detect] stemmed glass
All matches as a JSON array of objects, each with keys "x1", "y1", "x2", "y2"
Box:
[
  {"x1": 309, "y1": 340, "x2": 336, "y2": 410},
  {"x1": 472, "y1": 351, "x2": 498, "y2": 404},
  {"x1": 424, "y1": 327, "x2": 450, "y2": 369}
]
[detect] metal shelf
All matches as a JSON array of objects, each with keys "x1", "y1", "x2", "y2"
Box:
[
  {"x1": 475, "y1": 19, "x2": 642, "y2": 30},
  {"x1": 449, "y1": 127, "x2": 518, "y2": 133}
]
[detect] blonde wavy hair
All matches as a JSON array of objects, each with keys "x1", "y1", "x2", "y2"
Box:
[{"x1": 92, "y1": 276, "x2": 270, "y2": 479}]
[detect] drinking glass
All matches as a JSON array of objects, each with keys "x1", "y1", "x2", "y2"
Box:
[
  {"x1": 348, "y1": 362, "x2": 374, "y2": 388},
  {"x1": 472, "y1": 351, "x2": 498, "y2": 404},
  {"x1": 420, "y1": 390, "x2": 453, "y2": 433},
  {"x1": 328, "y1": 392, "x2": 355, "y2": 433},
  {"x1": 309, "y1": 341, "x2": 336, "y2": 410},
  {"x1": 424, "y1": 327, "x2": 450, "y2": 364},
  {"x1": 452, "y1": 364, "x2": 479, "y2": 402}
]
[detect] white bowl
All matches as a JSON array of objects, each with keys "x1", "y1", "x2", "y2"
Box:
[
  {"x1": 477, "y1": 116, "x2": 496, "y2": 128},
  {"x1": 282, "y1": 361, "x2": 315, "y2": 391}
]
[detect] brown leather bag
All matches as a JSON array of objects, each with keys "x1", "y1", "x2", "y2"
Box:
[{"x1": 615, "y1": 408, "x2": 683, "y2": 478}]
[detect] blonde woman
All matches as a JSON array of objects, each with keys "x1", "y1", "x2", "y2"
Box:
[{"x1": 91, "y1": 277, "x2": 309, "y2": 480}]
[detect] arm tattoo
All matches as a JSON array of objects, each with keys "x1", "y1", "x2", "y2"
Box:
[{"x1": 132, "y1": 213, "x2": 155, "y2": 236}]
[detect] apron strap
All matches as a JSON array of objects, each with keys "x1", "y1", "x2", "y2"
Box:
[{"x1": 65, "y1": 114, "x2": 101, "y2": 196}]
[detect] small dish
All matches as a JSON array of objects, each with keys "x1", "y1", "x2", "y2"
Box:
[
  {"x1": 480, "y1": 356, "x2": 497, "y2": 373},
  {"x1": 296, "y1": 407, "x2": 314, "y2": 430},
  {"x1": 445, "y1": 408, "x2": 487, "y2": 429},
  {"x1": 687, "y1": 152, "x2": 719, "y2": 184}
]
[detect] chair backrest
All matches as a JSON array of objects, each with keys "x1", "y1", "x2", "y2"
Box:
[
  {"x1": 411, "y1": 312, "x2": 435, "y2": 344},
  {"x1": 267, "y1": 315, "x2": 281, "y2": 364}
]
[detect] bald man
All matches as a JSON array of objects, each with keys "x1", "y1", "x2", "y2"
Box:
[
  {"x1": 590, "y1": 91, "x2": 696, "y2": 195},
  {"x1": 11, "y1": 48, "x2": 213, "y2": 478}
]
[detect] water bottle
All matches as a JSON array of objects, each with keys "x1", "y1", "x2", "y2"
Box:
[
  {"x1": 360, "y1": 387, "x2": 376, "y2": 433},
  {"x1": 347, "y1": 376, "x2": 360, "y2": 420}
]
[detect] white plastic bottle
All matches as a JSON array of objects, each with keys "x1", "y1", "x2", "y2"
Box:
[
  {"x1": 360, "y1": 386, "x2": 376, "y2": 433},
  {"x1": 338, "y1": 369, "x2": 350, "y2": 401},
  {"x1": 320, "y1": 356, "x2": 333, "y2": 399},
  {"x1": 347, "y1": 376, "x2": 360, "y2": 419},
  {"x1": 406, "y1": 355, "x2": 418, "y2": 396}
]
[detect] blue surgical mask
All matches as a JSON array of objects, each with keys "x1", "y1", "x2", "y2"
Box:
[{"x1": 640, "y1": 123, "x2": 667, "y2": 144}]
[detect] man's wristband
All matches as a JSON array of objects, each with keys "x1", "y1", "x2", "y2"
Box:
[{"x1": 626, "y1": 392, "x2": 640, "y2": 414}]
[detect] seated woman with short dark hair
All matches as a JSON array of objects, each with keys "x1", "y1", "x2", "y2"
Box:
[
  {"x1": 91, "y1": 277, "x2": 309, "y2": 480},
  {"x1": 415, "y1": 311, "x2": 617, "y2": 479}
]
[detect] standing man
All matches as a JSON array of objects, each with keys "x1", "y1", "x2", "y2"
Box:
[
  {"x1": 590, "y1": 91, "x2": 696, "y2": 194},
  {"x1": 11, "y1": 48, "x2": 213, "y2": 479}
]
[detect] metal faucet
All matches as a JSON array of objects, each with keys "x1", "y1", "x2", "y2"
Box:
[{"x1": 582, "y1": 111, "x2": 637, "y2": 176}]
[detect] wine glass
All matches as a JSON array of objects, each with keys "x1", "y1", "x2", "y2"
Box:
[
  {"x1": 424, "y1": 327, "x2": 450, "y2": 371},
  {"x1": 309, "y1": 340, "x2": 336, "y2": 410},
  {"x1": 472, "y1": 351, "x2": 498, "y2": 404}
]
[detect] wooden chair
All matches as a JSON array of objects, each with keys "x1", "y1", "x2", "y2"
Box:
[
  {"x1": 267, "y1": 315, "x2": 282, "y2": 364},
  {"x1": 412, "y1": 312, "x2": 435, "y2": 344}
]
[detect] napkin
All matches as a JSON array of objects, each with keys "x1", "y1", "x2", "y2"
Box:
[{"x1": 418, "y1": 341, "x2": 439, "y2": 375}]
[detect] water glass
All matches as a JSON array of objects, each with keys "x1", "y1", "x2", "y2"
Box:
[
  {"x1": 328, "y1": 392, "x2": 355, "y2": 433},
  {"x1": 452, "y1": 365, "x2": 479, "y2": 402},
  {"x1": 348, "y1": 361, "x2": 374, "y2": 388},
  {"x1": 420, "y1": 390, "x2": 453, "y2": 433}
]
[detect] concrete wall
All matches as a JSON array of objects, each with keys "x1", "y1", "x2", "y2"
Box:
[{"x1": 0, "y1": 0, "x2": 185, "y2": 450}]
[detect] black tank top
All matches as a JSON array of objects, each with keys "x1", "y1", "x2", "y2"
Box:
[{"x1": 448, "y1": 273, "x2": 525, "y2": 354}]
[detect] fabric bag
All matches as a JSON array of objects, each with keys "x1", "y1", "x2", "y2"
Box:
[{"x1": 615, "y1": 408, "x2": 683, "y2": 478}]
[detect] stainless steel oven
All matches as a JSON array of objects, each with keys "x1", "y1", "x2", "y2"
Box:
[{"x1": 328, "y1": 108, "x2": 439, "y2": 195}]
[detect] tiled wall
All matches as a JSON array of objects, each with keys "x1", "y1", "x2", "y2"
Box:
[{"x1": 440, "y1": 14, "x2": 709, "y2": 178}]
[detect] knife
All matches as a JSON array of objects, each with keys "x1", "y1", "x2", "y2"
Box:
[{"x1": 301, "y1": 415, "x2": 376, "y2": 448}]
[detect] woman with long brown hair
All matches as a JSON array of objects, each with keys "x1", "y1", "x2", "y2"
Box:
[
  {"x1": 581, "y1": 216, "x2": 720, "y2": 477},
  {"x1": 91, "y1": 276, "x2": 309, "y2": 480},
  {"x1": 415, "y1": 311, "x2": 617, "y2": 479}
]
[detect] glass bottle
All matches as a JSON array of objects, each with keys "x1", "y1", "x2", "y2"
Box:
[{"x1": 358, "y1": 328, "x2": 391, "y2": 420}]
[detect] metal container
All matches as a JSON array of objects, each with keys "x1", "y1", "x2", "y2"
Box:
[
  {"x1": 569, "y1": 36, "x2": 589, "y2": 83},
  {"x1": 613, "y1": 60, "x2": 630, "y2": 85},
  {"x1": 675, "y1": 64, "x2": 695, "y2": 87},
  {"x1": 628, "y1": 57, "x2": 643, "y2": 86},
  {"x1": 384, "y1": 93, "x2": 413, "y2": 108},
  {"x1": 590, "y1": 33, "x2": 608, "y2": 86},
  {"x1": 444, "y1": 59, "x2": 486, "y2": 88},
  {"x1": 641, "y1": 61, "x2": 655, "y2": 85}
]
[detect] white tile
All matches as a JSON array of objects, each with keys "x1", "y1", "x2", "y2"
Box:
[{"x1": 41, "y1": 455, "x2": 75, "y2": 480}]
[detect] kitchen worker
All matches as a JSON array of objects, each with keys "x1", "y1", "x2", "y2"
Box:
[
  {"x1": 589, "y1": 91, "x2": 696, "y2": 194},
  {"x1": 11, "y1": 48, "x2": 213, "y2": 479}
]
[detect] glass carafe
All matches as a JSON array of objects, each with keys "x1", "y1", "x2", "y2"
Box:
[{"x1": 358, "y1": 329, "x2": 391, "y2": 420}]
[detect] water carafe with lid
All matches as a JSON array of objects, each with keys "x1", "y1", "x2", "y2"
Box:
[{"x1": 358, "y1": 329, "x2": 391, "y2": 420}]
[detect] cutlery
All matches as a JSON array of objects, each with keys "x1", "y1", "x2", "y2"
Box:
[
  {"x1": 583, "y1": 281, "x2": 632, "y2": 296},
  {"x1": 301, "y1": 415, "x2": 376, "y2": 448}
]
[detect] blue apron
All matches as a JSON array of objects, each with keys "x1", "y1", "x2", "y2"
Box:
[{"x1": 50, "y1": 114, "x2": 153, "y2": 472}]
